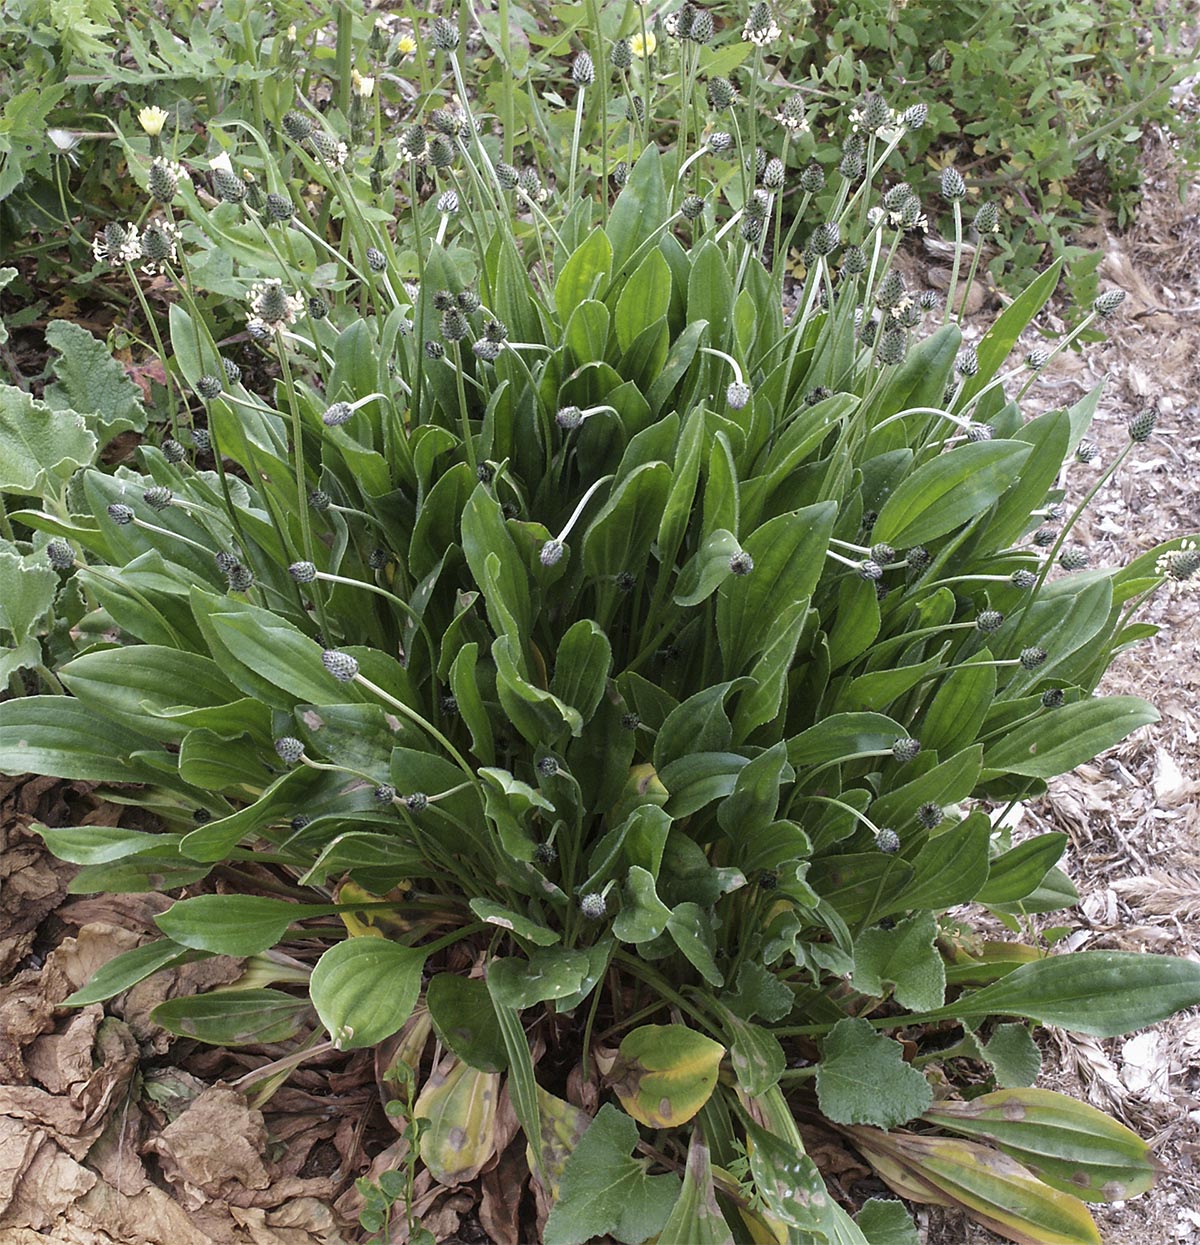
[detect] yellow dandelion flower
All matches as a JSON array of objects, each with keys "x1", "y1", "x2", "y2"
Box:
[
  {"x1": 630, "y1": 31, "x2": 656, "y2": 58},
  {"x1": 397, "y1": 34, "x2": 417, "y2": 56}
]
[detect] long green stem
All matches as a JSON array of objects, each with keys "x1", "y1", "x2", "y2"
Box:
[
  {"x1": 498, "y1": 0, "x2": 516, "y2": 164},
  {"x1": 335, "y1": 0, "x2": 354, "y2": 118},
  {"x1": 585, "y1": 0, "x2": 609, "y2": 227},
  {"x1": 124, "y1": 263, "x2": 180, "y2": 433},
  {"x1": 450, "y1": 342, "x2": 478, "y2": 476},
  {"x1": 274, "y1": 335, "x2": 331, "y2": 639},
  {"x1": 354, "y1": 673, "x2": 483, "y2": 799},
  {"x1": 567, "y1": 86, "x2": 586, "y2": 207},
  {"x1": 945, "y1": 199, "x2": 964, "y2": 324}
]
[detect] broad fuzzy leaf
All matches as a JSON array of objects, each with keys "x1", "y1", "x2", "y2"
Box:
[
  {"x1": 44, "y1": 319, "x2": 147, "y2": 442},
  {"x1": 542, "y1": 1104, "x2": 679, "y2": 1245},
  {"x1": 853, "y1": 911, "x2": 946, "y2": 1012},
  {"x1": 817, "y1": 1018, "x2": 933, "y2": 1127},
  {"x1": 0, "y1": 383, "x2": 97, "y2": 495}
]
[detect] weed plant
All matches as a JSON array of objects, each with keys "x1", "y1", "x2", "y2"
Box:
[{"x1": 2, "y1": 4, "x2": 1200, "y2": 1243}]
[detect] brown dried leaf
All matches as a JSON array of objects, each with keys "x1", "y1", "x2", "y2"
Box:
[
  {"x1": 0, "y1": 1123, "x2": 96, "y2": 1231},
  {"x1": 146, "y1": 1084, "x2": 270, "y2": 1204},
  {"x1": 479, "y1": 1140, "x2": 528, "y2": 1245}
]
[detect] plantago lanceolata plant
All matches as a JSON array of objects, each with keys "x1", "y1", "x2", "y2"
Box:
[{"x1": 2, "y1": 5, "x2": 1198, "y2": 1243}]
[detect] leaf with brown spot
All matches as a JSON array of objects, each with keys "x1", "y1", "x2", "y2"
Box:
[
  {"x1": 610, "y1": 1024, "x2": 724, "y2": 1128},
  {"x1": 925, "y1": 1087, "x2": 1158, "y2": 1203},
  {"x1": 849, "y1": 1126, "x2": 1103, "y2": 1245},
  {"x1": 655, "y1": 1127, "x2": 735, "y2": 1244},
  {"x1": 532, "y1": 1086, "x2": 591, "y2": 1200},
  {"x1": 415, "y1": 1054, "x2": 500, "y2": 1186}
]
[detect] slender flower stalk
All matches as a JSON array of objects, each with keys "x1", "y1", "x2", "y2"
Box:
[{"x1": 539, "y1": 475, "x2": 614, "y2": 567}]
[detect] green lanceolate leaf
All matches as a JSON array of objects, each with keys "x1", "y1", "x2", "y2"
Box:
[
  {"x1": 493, "y1": 635, "x2": 583, "y2": 742},
  {"x1": 309, "y1": 937, "x2": 426, "y2": 1050},
  {"x1": 742, "y1": 1119, "x2": 839, "y2": 1235},
  {"x1": 924, "y1": 1087, "x2": 1157, "y2": 1202},
  {"x1": 156, "y1": 895, "x2": 337, "y2": 955},
  {"x1": 606, "y1": 146, "x2": 667, "y2": 275},
  {"x1": 673, "y1": 527, "x2": 743, "y2": 607},
  {"x1": 65, "y1": 938, "x2": 199, "y2": 1006},
  {"x1": 787, "y1": 712, "x2": 904, "y2": 767},
  {"x1": 487, "y1": 979, "x2": 545, "y2": 1186},
  {"x1": 0, "y1": 696, "x2": 163, "y2": 784},
  {"x1": 613, "y1": 866, "x2": 672, "y2": 944},
  {"x1": 666, "y1": 902, "x2": 724, "y2": 985},
  {"x1": 469, "y1": 898, "x2": 560, "y2": 946},
  {"x1": 945, "y1": 950, "x2": 1200, "y2": 1038},
  {"x1": 871, "y1": 439, "x2": 1032, "y2": 548},
  {"x1": 550, "y1": 620, "x2": 613, "y2": 726},
  {"x1": 981, "y1": 695, "x2": 1158, "y2": 780},
  {"x1": 715, "y1": 1004, "x2": 785, "y2": 1097},
  {"x1": 654, "y1": 680, "x2": 744, "y2": 770},
  {"x1": 611, "y1": 1024, "x2": 724, "y2": 1128},
  {"x1": 657, "y1": 1128, "x2": 735, "y2": 1245},
  {"x1": 58, "y1": 645, "x2": 242, "y2": 742},
  {"x1": 614, "y1": 248, "x2": 672, "y2": 352},
  {"x1": 299, "y1": 833, "x2": 433, "y2": 888},
  {"x1": 956, "y1": 257, "x2": 1063, "y2": 408},
  {"x1": 151, "y1": 989, "x2": 311, "y2": 1046},
  {"x1": 816, "y1": 1018, "x2": 933, "y2": 1128},
  {"x1": 919, "y1": 653, "x2": 997, "y2": 755},
  {"x1": 977, "y1": 833, "x2": 1067, "y2": 905},
  {"x1": 716, "y1": 501, "x2": 836, "y2": 675},
  {"x1": 892, "y1": 810, "x2": 991, "y2": 913},
  {"x1": 542, "y1": 1104, "x2": 679, "y2": 1245},
  {"x1": 581, "y1": 462, "x2": 672, "y2": 585},
  {"x1": 487, "y1": 949, "x2": 592, "y2": 1008},
  {"x1": 35, "y1": 823, "x2": 176, "y2": 865},
  {"x1": 809, "y1": 853, "x2": 916, "y2": 931},
  {"x1": 555, "y1": 227, "x2": 612, "y2": 322},
  {"x1": 867, "y1": 323, "x2": 961, "y2": 428}
]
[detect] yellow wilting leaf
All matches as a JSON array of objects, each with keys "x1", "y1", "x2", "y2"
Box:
[
  {"x1": 850, "y1": 1126, "x2": 1102, "y2": 1245},
  {"x1": 335, "y1": 879, "x2": 410, "y2": 938},
  {"x1": 925, "y1": 1087, "x2": 1159, "y2": 1202},
  {"x1": 611, "y1": 1024, "x2": 724, "y2": 1128},
  {"x1": 944, "y1": 939, "x2": 1045, "y2": 987},
  {"x1": 734, "y1": 1204, "x2": 788, "y2": 1245},
  {"x1": 382, "y1": 1008, "x2": 432, "y2": 1085},
  {"x1": 532, "y1": 1086, "x2": 591, "y2": 1200},
  {"x1": 415, "y1": 1053, "x2": 500, "y2": 1185},
  {"x1": 608, "y1": 763, "x2": 670, "y2": 826},
  {"x1": 712, "y1": 1163, "x2": 788, "y2": 1242}
]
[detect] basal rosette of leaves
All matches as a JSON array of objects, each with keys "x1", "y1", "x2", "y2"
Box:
[{"x1": 2, "y1": 7, "x2": 1199, "y2": 1244}]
